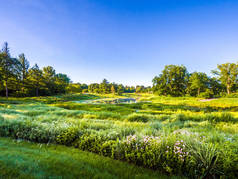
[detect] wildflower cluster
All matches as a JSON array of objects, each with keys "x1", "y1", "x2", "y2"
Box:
[
  {"x1": 124, "y1": 135, "x2": 160, "y2": 150},
  {"x1": 126, "y1": 135, "x2": 137, "y2": 144},
  {"x1": 141, "y1": 135, "x2": 160, "y2": 145},
  {"x1": 173, "y1": 140, "x2": 187, "y2": 162}
]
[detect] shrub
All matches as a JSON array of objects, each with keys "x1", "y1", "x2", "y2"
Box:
[
  {"x1": 56, "y1": 127, "x2": 82, "y2": 146},
  {"x1": 205, "y1": 113, "x2": 235, "y2": 123},
  {"x1": 74, "y1": 134, "x2": 105, "y2": 153},
  {"x1": 126, "y1": 113, "x2": 150, "y2": 122},
  {"x1": 199, "y1": 89, "x2": 214, "y2": 99},
  {"x1": 186, "y1": 140, "x2": 221, "y2": 178},
  {"x1": 225, "y1": 93, "x2": 238, "y2": 98},
  {"x1": 218, "y1": 141, "x2": 238, "y2": 178}
]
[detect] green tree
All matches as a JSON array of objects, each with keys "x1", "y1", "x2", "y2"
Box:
[
  {"x1": 111, "y1": 84, "x2": 116, "y2": 94},
  {"x1": 55, "y1": 73, "x2": 71, "y2": 94},
  {"x1": 66, "y1": 83, "x2": 82, "y2": 93},
  {"x1": 28, "y1": 64, "x2": 43, "y2": 96},
  {"x1": 88, "y1": 83, "x2": 100, "y2": 93},
  {"x1": 99, "y1": 79, "x2": 110, "y2": 94},
  {"x1": 42, "y1": 66, "x2": 56, "y2": 95},
  {"x1": 187, "y1": 72, "x2": 209, "y2": 96},
  {"x1": 117, "y1": 84, "x2": 124, "y2": 95},
  {"x1": 153, "y1": 65, "x2": 189, "y2": 96},
  {"x1": 136, "y1": 85, "x2": 144, "y2": 93},
  {"x1": 18, "y1": 53, "x2": 30, "y2": 92},
  {"x1": 212, "y1": 63, "x2": 238, "y2": 94},
  {"x1": 0, "y1": 42, "x2": 20, "y2": 98},
  {"x1": 208, "y1": 77, "x2": 222, "y2": 96}
]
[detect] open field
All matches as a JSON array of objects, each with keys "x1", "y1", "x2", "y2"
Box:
[{"x1": 0, "y1": 93, "x2": 238, "y2": 178}]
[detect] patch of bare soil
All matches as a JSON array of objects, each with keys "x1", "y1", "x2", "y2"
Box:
[{"x1": 199, "y1": 98, "x2": 217, "y2": 102}]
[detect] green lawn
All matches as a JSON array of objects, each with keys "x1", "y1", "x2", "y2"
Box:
[{"x1": 0, "y1": 137, "x2": 179, "y2": 179}]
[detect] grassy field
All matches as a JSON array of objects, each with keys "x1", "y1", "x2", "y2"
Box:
[{"x1": 0, "y1": 93, "x2": 238, "y2": 178}]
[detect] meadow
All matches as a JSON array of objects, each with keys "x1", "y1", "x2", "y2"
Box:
[{"x1": 0, "y1": 93, "x2": 238, "y2": 178}]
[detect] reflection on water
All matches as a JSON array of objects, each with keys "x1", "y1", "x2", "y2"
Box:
[{"x1": 74, "y1": 98, "x2": 137, "y2": 104}]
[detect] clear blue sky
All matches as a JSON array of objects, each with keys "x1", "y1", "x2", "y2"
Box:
[{"x1": 1, "y1": 0, "x2": 238, "y2": 86}]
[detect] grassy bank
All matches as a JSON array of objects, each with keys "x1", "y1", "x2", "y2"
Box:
[{"x1": 0, "y1": 137, "x2": 178, "y2": 179}]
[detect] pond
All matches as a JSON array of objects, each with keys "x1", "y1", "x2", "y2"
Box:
[{"x1": 74, "y1": 98, "x2": 137, "y2": 104}]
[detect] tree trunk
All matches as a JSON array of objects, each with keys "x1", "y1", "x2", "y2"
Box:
[
  {"x1": 22, "y1": 80, "x2": 24, "y2": 93},
  {"x1": 227, "y1": 85, "x2": 230, "y2": 95},
  {"x1": 197, "y1": 87, "x2": 200, "y2": 96},
  {"x1": 36, "y1": 87, "x2": 39, "y2": 97},
  {"x1": 5, "y1": 80, "x2": 8, "y2": 99}
]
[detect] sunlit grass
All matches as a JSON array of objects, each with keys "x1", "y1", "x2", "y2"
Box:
[
  {"x1": 0, "y1": 137, "x2": 177, "y2": 179},
  {"x1": 0, "y1": 93, "x2": 237, "y2": 178}
]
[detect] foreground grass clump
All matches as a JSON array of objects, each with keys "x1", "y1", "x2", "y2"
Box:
[
  {"x1": 0, "y1": 93, "x2": 238, "y2": 178},
  {"x1": 0, "y1": 137, "x2": 176, "y2": 179},
  {"x1": 126, "y1": 113, "x2": 151, "y2": 122}
]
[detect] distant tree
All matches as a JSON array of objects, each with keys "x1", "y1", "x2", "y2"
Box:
[
  {"x1": 111, "y1": 84, "x2": 116, "y2": 94},
  {"x1": 80, "y1": 83, "x2": 88, "y2": 90},
  {"x1": 117, "y1": 84, "x2": 124, "y2": 95},
  {"x1": 66, "y1": 83, "x2": 82, "y2": 93},
  {"x1": 42, "y1": 66, "x2": 56, "y2": 95},
  {"x1": 212, "y1": 63, "x2": 238, "y2": 94},
  {"x1": 153, "y1": 65, "x2": 189, "y2": 96},
  {"x1": 18, "y1": 53, "x2": 30, "y2": 92},
  {"x1": 88, "y1": 83, "x2": 100, "y2": 93},
  {"x1": 28, "y1": 64, "x2": 43, "y2": 96},
  {"x1": 0, "y1": 42, "x2": 20, "y2": 98},
  {"x1": 130, "y1": 86, "x2": 136, "y2": 93},
  {"x1": 55, "y1": 73, "x2": 71, "y2": 93},
  {"x1": 187, "y1": 72, "x2": 209, "y2": 96},
  {"x1": 136, "y1": 85, "x2": 144, "y2": 93},
  {"x1": 0, "y1": 42, "x2": 71, "y2": 97},
  {"x1": 209, "y1": 77, "x2": 223, "y2": 96},
  {"x1": 99, "y1": 79, "x2": 110, "y2": 94}
]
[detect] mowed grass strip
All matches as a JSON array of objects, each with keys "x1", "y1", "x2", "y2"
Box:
[{"x1": 0, "y1": 137, "x2": 182, "y2": 179}]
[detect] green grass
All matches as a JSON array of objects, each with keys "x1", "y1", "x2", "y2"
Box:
[
  {"x1": 0, "y1": 137, "x2": 177, "y2": 179},
  {"x1": 0, "y1": 93, "x2": 237, "y2": 178}
]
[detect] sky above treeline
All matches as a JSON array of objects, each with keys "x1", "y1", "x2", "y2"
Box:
[{"x1": 0, "y1": 0, "x2": 238, "y2": 86}]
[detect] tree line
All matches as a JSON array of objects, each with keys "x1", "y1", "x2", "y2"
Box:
[
  {"x1": 0, "y1": 42, "x2": 150, "y2": 97},
  {"x1": 0, "y1": 42, "x2": 71, "y2": 97},
  {"x1": 67, "y1": 79, "x2": 151, "y2": 95},
  {"x1": 1, "y1": 42, "x2": 238, "y2": 98},
  {"x1": 152, "y1": 64, "x2": 238, "y2": 97}
]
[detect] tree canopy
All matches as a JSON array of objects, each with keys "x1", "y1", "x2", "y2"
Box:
[
  {"x1": 0, "y1": 42, "x2": 71, "y2": 97},
  {"x1": 153, "y1": 63, "x2": 238, "y2": 97}
]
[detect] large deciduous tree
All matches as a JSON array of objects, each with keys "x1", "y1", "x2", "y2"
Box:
[
  {"x1": 187, "y1": 72, "x2": 209, "y2": 96},
  {"x1": 212, "y1": 63, "x2": 238, "y2": 94},
  {"x1": 152, "y1": 65, "x2": 189, "y2": 96}
]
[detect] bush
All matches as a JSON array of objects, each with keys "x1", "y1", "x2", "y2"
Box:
[
  {"x1": 186, "y1": 140, "x2": 221, "y2": 178},
  {"x1": 218, "y1": 141, "x2": 238, "y2": 178},
  {"x1": 126, "y1": 113, "x2": 150, "y2": 122},
  {"x1": 225, "y1": 93, "x2": 238, "y2": 98},
  {"x1": 199, "y1": 89, "x2": 214, "y2": 99},
  {"x1": 82, "y1": 89, "x2": 88, "y2": 93},
  {"x1": 205, "y1": 113, "x2": 235, "y2": 123},
  {"x1": 56, "y1": 127, "x2": 82, "y2": 146}
]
